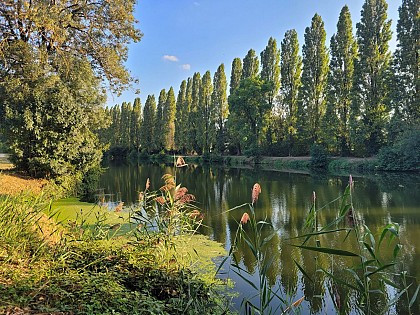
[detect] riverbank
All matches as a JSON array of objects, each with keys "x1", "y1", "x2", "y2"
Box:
[
  {"x1": 0, "y1": 161, "x2": 232, "y2": 314},
  {"x1": 144, "y1": 153, "x2": 379, "y2": 173}
]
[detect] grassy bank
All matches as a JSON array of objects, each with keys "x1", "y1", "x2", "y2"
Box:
[{"x1": 0, "y1": 168, "x2": 232, "y2": 314}]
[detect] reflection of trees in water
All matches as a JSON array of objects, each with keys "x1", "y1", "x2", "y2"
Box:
[{"x1": 99, "y1": 164, "x2": 420, "y2": 313}]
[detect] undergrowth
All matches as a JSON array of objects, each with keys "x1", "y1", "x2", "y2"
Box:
[{"x1": 0, "y1": 174, "x2": 232, "y2": 315}]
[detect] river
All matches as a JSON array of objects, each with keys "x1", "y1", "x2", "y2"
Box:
[{"x1": 99, "y1": 162, "x2": 420, "y2": 314}]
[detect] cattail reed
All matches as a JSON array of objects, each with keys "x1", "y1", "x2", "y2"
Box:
[
  {"x1": 240, "y1": 212, "x2": 250, "y2": 225},
  {"x1": 251, "y1": 183, "x2": 261, "y2": 205}
]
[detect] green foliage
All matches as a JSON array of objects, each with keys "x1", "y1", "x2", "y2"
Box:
[
  {"x1": 242, "y1": 49, "x2": 260, "y2": 79},
  {"x1": 297, "y1": 14, "x2": 329, "y2": 151},
  {"x1": 154, "y1": 89, "x2": 167, "y2": 152},
  {"x1": 0, "y1": 192, "x2": 231, "y2": 315},
  {"x1": 310, "y1": 144, "x2": 330, "y2": 169},
  {"x1": 377, "y1": 128, "x2": 420, "y2": 171},
  {"x1": 353, "y1": 0, "x2": 392, "y2": 155},
  {"x1": 228, "y1": 77, "x2": 271, "y2": 153},
  {"x1": 212, "y1": 64, "x2": 229, "y2": 154},
  {"x1": 323, "y1": 5, "x2": 357, "y2": 156},
  {"x1": 79, "y1": 166, "x2": 104, "y2": 203},
  {"x1": 197, "y1": 71, "x2": 214, "y2": 154},
  {"x1": 187, "y1": 73, "x2": 202, "y2": 154},
  {"x1": 0, "y1": 0, "x2": 141, "y2": 94},
  {"x1": 280, "y1": 29, "x2": 302, "y2": 156},
  {"x1": 390, "y1": 0, "x2": 420, "y2": 128},
  {"x1": 140, "y1": 95, "x2": 157, "y2": 153},
  {"x1": 230, "y1": 57, "x2": 243, "y2": 95},
  {"x1": 163, "y1": 87, "x2": 177, "y2": 151},
  {"x1": 175, "y1": 80, "x2": 188, "y2": 153},
  {"x1": 0, "y1": 48, "x2": 105, "y2": 179}
]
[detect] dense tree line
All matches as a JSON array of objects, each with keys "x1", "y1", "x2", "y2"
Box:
[{"x1": 102, "y1": 0, "x2": 419, "y2": 159}]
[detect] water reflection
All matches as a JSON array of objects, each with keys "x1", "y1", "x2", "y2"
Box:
[{"x1": 99, "y1": 162, "x2": 420, "y2": 314}]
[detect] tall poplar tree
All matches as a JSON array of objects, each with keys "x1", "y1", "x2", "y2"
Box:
[
  {"x1": 131, "y1": 97, "x2": 142, "y2": 152},
  {"x1": 140, "y1": 95, "x2": 156, "y2": 152},
  {"x1": 197, "y1": 71, "x2": 213, "y2": 153},
  {"x1": 242, "y1": 49, "x2": 260, "y2": 79},
  {"x1": 175, "y1": 80, "x2": 188, "y2": 152},
  {"x1": 187, "y1": 72, "x2": 202, "y2": 153},
  {"x1": 280, "y1": 29, "x2": 302, "y2": 155},
  {"x1": 154, "y1": 89, "x2": 167, "y2": 152},
  {"x1": 184, "y1": 78, "x2": 193, "y2": 153},
  {"x1": 120, "y1": 102, "x2": 132, "y2": 149},
  {"x1": 261, "y1": 37, "x2": 281, "y2": 106},
  {"x1": 390, "y1": 0, "x2": 420, "y2": 135},
  {"x1": 261, "y1": 37, "x2": 281, "y2": 149},
  {"x1": 212, "y1": 64, "x2": 228, "y2": 154},
  {"x1": 322, "y1": 6, "x2": 357, "y2": 155},
  {"x1": 297, "y1": 14, "x2": 329, "y2": 151},
  {"x1": 163, "y1": 87, "x2": 176, "y2": 151},
  {"x1": 230, "y1": 58, "x2": 243, "y2": 94},
  {"x1": 353, "y1": 0, "x2": 392, "y2": 155}
]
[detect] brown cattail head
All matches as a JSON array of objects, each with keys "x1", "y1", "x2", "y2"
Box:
[
  {"x1": 251, "y1": 183, "x2": 261, "y2": 204},
  {"x1": 189, "y1": 209, "x2": 201, "y2": 219},
  {"x1": 175, "y1": 187, "x2": 188, "y2": 200},
  {"x1": 155, "y1": 196, "x2": 166, "y2": 205},
  {"x1": 349, "y1": 175, "x2": 354, "y2": 189},
  {"x1": 114, "y1": 202, "x2": 124, "y2": 212},
  {"x1": 240, "y1": 212, "x2": 250, "y2": 225},
  {"x1": 160, "y1": 174, "x2": 176, "y2": 191},
  {"x1": 145, "y1": 178, "x2": 150, "y2": 191}
]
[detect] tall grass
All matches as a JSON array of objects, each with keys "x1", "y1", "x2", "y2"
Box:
[{"x1": 0, "y1": 180, "x2": 231, "y2": 314}]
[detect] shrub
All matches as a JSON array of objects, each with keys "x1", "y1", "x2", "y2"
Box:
[
  {"x1": 310, "y1": 144, "x2": 330, "y2": 169},
  {"x1": 377, "y1": 128, "x2": 420, "y2": 171}
]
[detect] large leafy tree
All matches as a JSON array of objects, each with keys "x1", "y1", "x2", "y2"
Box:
[
  {"x1": 322, "y1": 6, "x2": 357, "y2": 155},
  {"x1": 212, "y1": 64, "x2": 228, "y2": 154},
  {"x1": 353, "y1": 0, "x2": 392, "y2": 155},
  {"x1": 390, "y1": 0, "x2": 420, "y2": 137},
  {"x1": 0, "y1": 0, "x2": 141, "y2": 93},
  {"x1": 280, "y1": 29, "x2": 302, "y2": 155},
  {"x1": 0, "y1": 0, "x2": 140, "y2": 178},
  {"x1": 228, "y1": 77, "x2": 270, "y2": 152},
  {"x1": 0, "y1": 54, "x2": 105, "y2": 177},
  {"x1": 140, "y1": 95, "x2": 156, "y2": 152},
  {"x1": 297, "y1": 14, "x2": 329, "y2": 152}
]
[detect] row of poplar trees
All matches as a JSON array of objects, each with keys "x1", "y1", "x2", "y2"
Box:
[{"x1": 102, "y1": 0, "x2": 419, "y2": 157}]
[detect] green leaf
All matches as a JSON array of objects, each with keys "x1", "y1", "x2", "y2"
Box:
[
  {"x1": 293, "y1": 244, "x2": 359, "y2": 257},
  {"x1": 294, "y1": 259, "x2": 313, "y2": 282},
  {"x1": 365, "y1": 263, "x2": 395, "y2": 277}
]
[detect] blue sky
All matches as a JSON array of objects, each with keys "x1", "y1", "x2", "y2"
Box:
[{"x1": 106, "y1": 0, "x2": 401, "y2": 107}]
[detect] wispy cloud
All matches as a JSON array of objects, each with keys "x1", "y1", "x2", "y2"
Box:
[
  {"x1": 181, "y1": 64, "x2": 191, "y2": 71},
  {"x1": 163, "y1": 55, "x2": 179, "y2": 62},
  {"x1": 193, "y1": 2, "x2": 200, "y2": 6}
]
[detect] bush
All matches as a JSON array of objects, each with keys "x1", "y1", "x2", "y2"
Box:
[
  {"x1": 377, "y1": 128, "x2": 420, "y2": 171},
  {"x1": 310, "y1": 144, "x2": 330, "y2": 169}
]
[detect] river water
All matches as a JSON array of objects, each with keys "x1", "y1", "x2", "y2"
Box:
[{"x1": 99, "y1": 162, "x2": 420, "y2": 314}]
